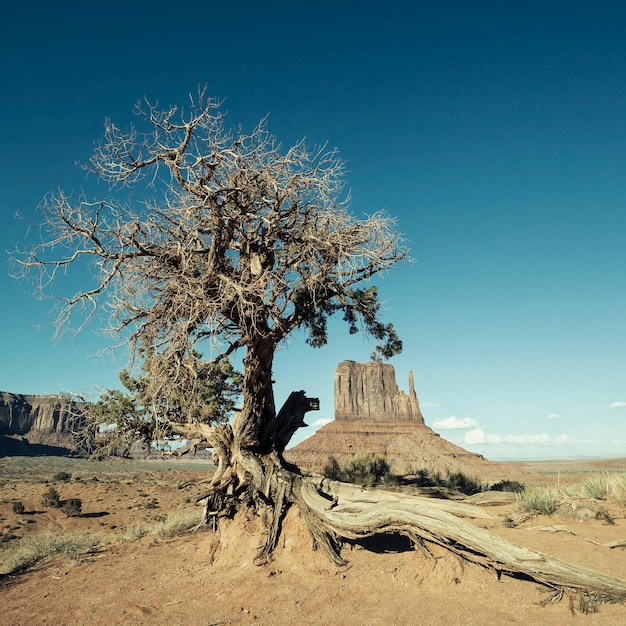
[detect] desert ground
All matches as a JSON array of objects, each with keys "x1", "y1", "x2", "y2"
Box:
[{"x1": 1, "y1": 455, "x2": 625, "y2": 626}]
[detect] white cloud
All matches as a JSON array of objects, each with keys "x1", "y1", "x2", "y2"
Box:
[
  {"x1": 464, "y1": 428, "x2": 486, "y2": 444},
  {"x1": 463, "y1": 430, "x2": 551, "y2": 446},
  {"x1": 609, "y1": 401, "x2": 626, "y2": 410},
  {"x1": 547, "y1": 413, "x2": 562, "y2": 419},
  {"x1": 433, "y1": 416, "x2": 481, "y2": 430}
]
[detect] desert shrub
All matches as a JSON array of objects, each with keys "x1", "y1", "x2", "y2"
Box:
[
  {"x1": 12, "y1": 501, "x2": 25, "y2": 515},
  {"x1": 409, "y1": 468, "x2": 486, "y2": 495},
  {"x1": 516, "y1": 487, "x2": 559, "y2": 515},
  {"x1": 323, "y1": 455, "x2": 398, "y2": 487},
  {"x1": 443, "y1": 471, "x2": 485, "y2": 495},
  {"x1": 53, "y1": 471, "x2": 72, "y2": 483},
  {"x1": 581, "y1": 473, "x2": 611, "y2": 500},
  {"x1": 153, "y1": 509, "x2": 201, "y2": 539},
  {"x1": 559, "y1": 484, "x2": 583, "y2": 498},
  {"x1": 117, "y1": 509, "x2": 201, "y2": 543},
  {"x1": 0, "y1": 530, "x2": 99, "y2": 575},
  {"x1": 41, "y1": 487, "x2": 61, "y2": 508},
  {"x1": 580, "y1": 472, "x2": 626, "y2": 506},
  {"x1": 489, "y1": 480, "x2": 525, "y2": 493},
  {"x1": 62, "y1": 498, "x2": 82, "y2": 517},
  {"x1": 118, "y1": 524, "x2": 147, "y2": 542},
  {"x1": 323, "y1": 457, "x2": 342, "y2": 481},
  {"x1": 607, "y1": 473, "x2": 626, "y2": 506}
]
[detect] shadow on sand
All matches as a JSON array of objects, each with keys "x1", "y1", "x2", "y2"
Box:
[{"x1": 0, "y1": 435, "x2": 71, "y2": 458}]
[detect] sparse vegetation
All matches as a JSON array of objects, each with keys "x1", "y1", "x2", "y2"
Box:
[
  {"x1": 438, "y1": 471, "x2": 485, "y2": 495},
  {"x1": 489, "y1": 480, "x2": 525, "y2": 493},
  {"x1": 118, "y1": 509, "x2": 201, "y2": 543},
  {"x1": 62, "y1": 498, "x2": 82, "y2": 517},
  {"x1": 12, "y1": 501, "x2": 25, "y2": 515},
  {"x1": 409, "y1": 468, "x2": 488, "y2": 496},
  {"x1": 516, "y1": 487, "x2": 560, "y2": 515},
  {"x1": 515, "y1": 473, "x2": 626, "y2": 517},
  {"x1": 582, "y1": 472, "x2": 626, "y2": 505},
  {"x1": 41, "y1": 487, "x2": 61, "y2": 508},
  {"x1": 324, "y1": 455, "x2": 398, "y2": 487},
  {"x1": 53, "y1": 471, "x2": 72, "y2": 483},
  {"x1": 0, "y1": 530, "x2": 100, "y2": 576}
]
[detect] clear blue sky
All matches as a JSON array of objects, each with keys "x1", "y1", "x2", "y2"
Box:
[{"x1": 1, "y1": 1, "x2": 624, "y2": 460}]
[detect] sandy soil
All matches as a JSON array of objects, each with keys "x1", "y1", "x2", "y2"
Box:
[{"x1": 1, "y1": 456, "x2": 625, "y2": 625}]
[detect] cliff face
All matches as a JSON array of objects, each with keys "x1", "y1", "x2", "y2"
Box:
[
  {"x1": 334, "y1": 360, "x2": 424, "y2": 423},
  {"x1": 0, "y1": 392, "x2": 84, "y2": 446}
]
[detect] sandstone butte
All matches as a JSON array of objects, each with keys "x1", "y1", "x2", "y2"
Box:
[{"x1": 285, "y1": 360, "x2": 537, "y2": 484}]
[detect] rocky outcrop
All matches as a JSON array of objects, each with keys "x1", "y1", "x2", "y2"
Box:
[
  {"x1": 286, "y1": 361, "x2": 537, "y2": 484},
  {"x1": 334, "y1": 360, "x2": 424, "y2": 423},
  {"x1": 0, "y1": 392, "x2": 84, "y2": 449}
]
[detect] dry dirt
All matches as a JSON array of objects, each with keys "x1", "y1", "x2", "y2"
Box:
[{"x1": 1, "y1": 455, "x2": 625, "y2": 625}]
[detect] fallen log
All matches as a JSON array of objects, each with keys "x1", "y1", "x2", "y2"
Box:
[{"x1": 298, "y1": 477, "x2": 626, "y2": 604}]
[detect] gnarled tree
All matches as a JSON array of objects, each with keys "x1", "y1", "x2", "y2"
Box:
[
  {"x1": 12, "y1": 91, "x2": 626, "y2": 609},
  {"x1": 12, "y1": 88, "x2": 407, "y2": 543}
]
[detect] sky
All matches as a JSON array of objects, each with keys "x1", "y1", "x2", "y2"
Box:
[{"x1": 1, "y1": 1, "x2": 624, "y2": 460}]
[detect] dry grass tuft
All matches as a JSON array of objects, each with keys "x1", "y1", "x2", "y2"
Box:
[{"x1": 0, "y1": 530, "x2": 101, "y2": 576}]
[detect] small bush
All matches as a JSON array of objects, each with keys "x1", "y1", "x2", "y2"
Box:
[
  {"x1": 152, "y1": 509, "x2": 201, "y2": 539},
  {"x1": 12, "y1": 501, "x2": 25, "y2": 515},
  {"x1": 516, "y1": 487, "x2": 559, "y2": 515},
  {"x1": 53, "y1": 471, "x2": 72, "y2": 483},
  {"x1": 62, "y1": 498, "x2": 82, "y2": 517},
  {"x1": 408, "y1": 468, "x2": 486, "y2": 495},
  {"x1": 582, "y1": 474, "x2": 610, "y2": 500},
  {"x1": 490, "y1": 480, "x2": 525, "y2": 493},
  {"x1": 607, "y1": 473, "x2": 626, "y2": 506},
  {"x1": 41, "y1": 487, "x2": 61, "y2": 508},
  {"x1": 323, "y1": 455, "x2": 398, "y2": 487},
  {"x1": 444, "y1": 471, "x2": 485, "y2": 496}
]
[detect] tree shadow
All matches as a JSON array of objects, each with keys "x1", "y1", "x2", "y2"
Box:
[
  {"x1": 351, "y1": 532, "x2": 414, "y2": 554},
  {"x1": 0, "y1": 435, "x2": 71, "y2": 458}
]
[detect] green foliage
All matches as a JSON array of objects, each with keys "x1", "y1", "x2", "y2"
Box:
[
  {"x1": 12, "y1": 501, "x2": 25, "y2": 515},
  {"x1": 53, "y1": 471, "x2": 72, "y2": 483},
  {"x1": 516, "y1": 474, "x2": 626, "y2": 517},
  {"x1": 516, "y1": 487, "x2": 560, "y2": 515},
  {"x1": 41, "y1": 487, "x2": 61, "y2": 508},
  {"x1": 323, "y1": 455, "x2": 398, "y2": 487},
  {"x1": 489, "y1": 480, "x2": 525, "y2": 493},
  {"x1": 440, "y1": 471, "x2": 485, "y2": 496},
  {"x1": 89, "y1": 351, "x2": 242, "y2": 455},
  {"x1": 410, "y1": 468, "x2": 486, "y2": 496},
  {"x1": 302, "y1": 285, "x2": 403, "y2": 361},
  {"x1": 62, "y1": 498, "x2": 82, "y2": 517}
]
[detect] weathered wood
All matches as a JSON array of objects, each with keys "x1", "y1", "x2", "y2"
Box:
[
  {"x1": 275, "y1": 391, "x2": 319, "y2": 452},
  {"x1": 298, "y1": 477, "x2": 626, "y2": 602}
]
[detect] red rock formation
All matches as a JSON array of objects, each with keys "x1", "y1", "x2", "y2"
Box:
[
  {"x1": 334, "y1": 360, "x2": 424, "y2": 423},
  {"x1": 286, "y1": 361, "x2": 534, "y2": 483}
]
